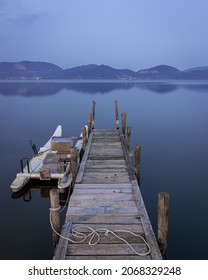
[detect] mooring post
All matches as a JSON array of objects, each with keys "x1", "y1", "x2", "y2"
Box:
[
  {"x1": 121, "y1": 112, "x2": 127, "y2": 136},
  {"x1": 92, "y1": 100, "x2": 96, "y2": 129},
  {"x1": 126, "y1": 126, "x2": 131, "y2": 152},
  {"x1": 134, "y1": 144, "x2": 141, "y2": 184},
  {"x1": 71, "y1": 147, "x2": 78, "y2": 185},
  {"x1": 115, "y1": 100, "x2": 119, "y2": 129},
  {"x1": 88, "y1": 113, "x2": 93, "y2": 136},
  {"x1": 49, "y1": 189, "x2": 60, "y2": 251},
  {"x1": 82, "y1": 126, "x2": 87, "y2": 150},
  {"x1": 158, "y1": 192, "x2": 169, "y2": 259}
]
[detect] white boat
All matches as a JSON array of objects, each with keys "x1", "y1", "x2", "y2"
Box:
[{"x1": 11, "y1": 125, "x2": 87, "y2": 193}]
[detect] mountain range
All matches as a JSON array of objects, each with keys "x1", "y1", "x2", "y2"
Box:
[{"x1": 0, "y1": 61, "x2": 208, "y2": 80}]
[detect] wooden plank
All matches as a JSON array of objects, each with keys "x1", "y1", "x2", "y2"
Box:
[
  {"x1": 93, "y1": 130, "x2": 119, "y2": 133},
  {"x1": 90, "y1": 145, "x2": 123, "y2": 149},
  {"x1": 93, "y1": 134, "x2": 120, "y2": 138},
  {"x1": 93, "y1": 133, "x2": 120, "y2": 136},
  {"x1": 86, "y1": 164, "x2": 127, "y2": 168},
  {"x1": 92, "y1": 138, "x2": 120, "y2": 141},
  {"x1": 72, "y1": 188, "x2": 132, "y2": 194},
  {"x1": 74, "y1": 183, "x2": 132, "y2": 189},
  {"x1": 82, "y1": 179, "x2": 130, "y2": 184},
  {"x1": 90, "y1": 148, "x2": 122, "y2": 152},
  {"x1": 131, "y1": 179, "x2": 163, "y2": 260},
  {"x1": 88, "y1": 154, "x2": 124, "y2": 158},
  {"x1": 93, "y1": 134, "x2": 120, "y2": 137},
  {"x1": 85, "y1": 168, "x2": 128, "y2": 173},
  {"x1": 88, "y1": 154, "x2": 124, "y2": 159},
  {"x1": 68, "y1": 200, "x2": 136, "y2": 208},
  {"x1": 66, "y1": 207, "x2": 139, "y2": 216},
  {"x1": 69, "y1": 223, "x2": 143, "y2": 232},
  {"x1": 92, "y1": 139, "x2": 121, "y2": 143},
  {"x1": 82, "y1": 173, "x2": 129, "y2": 178},
  {"x1": 66, "y1": 231, "x2": 145, "y2": 244},
  {"x1": 93, "y1": 132, "x2": 120, "y2": 136},
  {"x1": 83, "y1": 171, "x2": 129, "y2": 177},
  {"x1": 67, "y1": 243, "x2": 150, "y2": 256},
  {"x1": 82, "y1": 177, "x2": 130, "y2": 184},
  {"x1": 75, "y1": 131, "x2": 94, "y2": 183},
  {"x1": 87, "y1": 156, "x2": 125, "y2": 161},
  {"x1": 53, "y1": 221, "x2": 72, "y2": 260},
  {"x1": 93, "y1": 131, "x2": 119, "y2": 133},
  {"x1": 86, "y1": 159, "x2": 126, "y2": 165},
  {"x1": 69, "y1": 193, "x2": 134, "y2": 201},
  {"x1": 73, "y1": 185, "x2": 132, "y2": 191},
  {"x1": 119, "y1": 131, "x2": 136, "y2": 180},
  {"x1": 65, "y1": 215, "x2": 141, "y2": 224},
  {"x1": 66, "y1": 255, "x2": 151, "y2": 260},
  {"x1": 91, "y1": 143, "x2": 122, "y2": 147},
  {"x1": 82, "y1": 173, "x2": 130, "y2": 180}
]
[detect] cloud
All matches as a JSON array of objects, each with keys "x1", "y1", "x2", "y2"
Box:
[{"x1": 0, "y1": 0, "x2": 46, "y2": 25}]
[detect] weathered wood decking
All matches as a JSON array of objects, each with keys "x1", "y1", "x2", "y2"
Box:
[{"x1": 53, "y1": 129, "x2": 162, "y2": 260}]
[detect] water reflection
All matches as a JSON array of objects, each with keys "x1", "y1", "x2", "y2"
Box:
[
  {"x1": 0, "y1": 82, "x2": 63, "y2": 97},
  {"x1": 136, "y1": 83, "x2": 179, "y2": 93},
  {"x1": 11, "y1": 180, "x2": 70, "y2": 206},
  {"x1": 1, "y1": 81, "x2": 208, "y2": 97},
  {"x1": 1, "y1": 80, "x2": 208, "y2": 260}
]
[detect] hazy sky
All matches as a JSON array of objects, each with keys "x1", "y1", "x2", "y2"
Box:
[{"x1": 0, "y1": 0, "x2": 207, "y2": 70}]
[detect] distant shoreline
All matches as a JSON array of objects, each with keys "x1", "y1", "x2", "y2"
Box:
[{"x1": 1, "y1": 61, "x2": 208, "y2": 80}]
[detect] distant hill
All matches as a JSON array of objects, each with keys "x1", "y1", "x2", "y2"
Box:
[
  {"x1": 0, "y1": 61, "x2": 62, "y2": 79},
  {"x1": 183, "y1": 66, "x2": 208, "y2": 79},
  {"x1": 137, "y1": 65, "x2": 181, "y2": 79},
  {"x1": 54, "y1": 64, "x2": 136, "y2": 80},
  {"x1": 184, "y1": 66, "x2": 208, "y2": 72},
  {"x1": 1, "y1": 61, "x2": 208, "y2": 80}
]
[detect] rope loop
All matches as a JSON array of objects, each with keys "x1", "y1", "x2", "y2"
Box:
[
  {"x1": 49, "y1": 211, "x2": 151, "y2": 256},
  {"x1": 49, "y1": 205, "x2": 61, "y2": 212}
]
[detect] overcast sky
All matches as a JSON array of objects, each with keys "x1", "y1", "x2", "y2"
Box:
[{"x1": 0, "y1": 0, "x2": 207, "y2": 71}]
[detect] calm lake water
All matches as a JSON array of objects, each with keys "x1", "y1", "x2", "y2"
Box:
[{"x1": 0, "y1": 80, "x2": 208, "y2": 260}]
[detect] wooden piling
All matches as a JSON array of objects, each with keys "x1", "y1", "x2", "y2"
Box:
[
  {"x1": 92, "y1": 100, "x2": 96, "y2": 129},
  {"x1": 121, "y1": 112, "x2": 127, "y2": 136},
  {"x1": 134, "y1": 144, "x2": 141, "y2": 184},
  {"x1": 115, "y1": 100, "x2": 119, "y2": 129},
  {"x1": 82, "y1": 126, "x2": 87, "y2": 150},
  {"x1": 88, "y1": 113, "x2": 93, "y2": 136},
  {"x1": 158, "y1": 192, "x2": 169, "y2": 259},
  {"x1": 71, "y1": 147, "x2": 78, "y2": 185},
  {"x1": 126, "y1": 126, "x2": 131, "y2": 152},
  {"x1": 50, "y1": 189, "x2": 60, "y2": 250}
]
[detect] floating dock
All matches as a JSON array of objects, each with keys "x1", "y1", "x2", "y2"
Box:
[{"x1": 52, "y1": 104, "x2": 166, "y2": 259}]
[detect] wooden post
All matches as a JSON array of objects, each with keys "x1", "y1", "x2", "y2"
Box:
[
  {"x1": 158, "y1": 192, "x2": 169, "y2": 259},
  {"x1": 134, "y1": 144, "x2": 140, "y2": 184},
  {"x1": 50, "y1": 189, "x2": 60, "y2": 250},
  {"x1": 115, "y1": 100, "x2": 119, "y2": 129},
  {"x1": 92, "y1": 100, "x2": 96, "y2": 129},
  {"x1": 71, "y1": 147, "x2": 78, "y2": 185},
  {"x1": 82, "y1": 126, "x2": 87, "y2": 150},
  {"x1": 88, "y1": 113, "x2": 93, "y2": 136},
  {"x1": 126, "y1": 126, "x2": 131, "y2": 152},
  {"x1": 121, "y1": 112, "x2": 126, "y2": 136}
]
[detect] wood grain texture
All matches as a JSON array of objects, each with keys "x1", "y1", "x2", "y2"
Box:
[{"x1": 54, "y1": 129, "x2": 162, "y2": 260}]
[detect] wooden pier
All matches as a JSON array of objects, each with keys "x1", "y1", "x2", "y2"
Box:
[{"x1": 53, "y1": 105, "x2": 165, "y2": 259}]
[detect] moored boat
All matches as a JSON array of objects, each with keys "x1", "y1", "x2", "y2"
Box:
[{"x1": 10, "y1": 125, "x2": 87, "y2": 193}]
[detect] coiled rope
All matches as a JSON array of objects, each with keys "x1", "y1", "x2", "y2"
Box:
[{"x1": 49, "y1": 206, "x2": 151, "y2": 256}]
